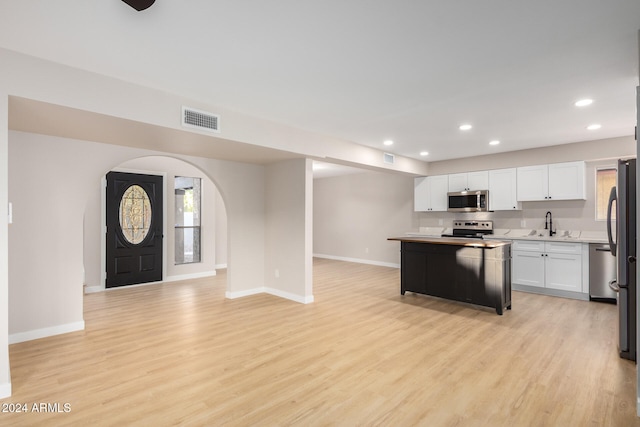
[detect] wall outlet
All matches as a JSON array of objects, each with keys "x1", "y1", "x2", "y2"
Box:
[
  {"x1": 365, "y1": 247, "x2": 369, "y2": 254},
  {"x1": 520, "y1": 220, "x2": 526, "y2": 228},
  {"x1": 438, "y1": 219, "x2": 443, "y2": 226},
  {"x1": 275, "y1": 269, "x2": 279, "y2": 278}
]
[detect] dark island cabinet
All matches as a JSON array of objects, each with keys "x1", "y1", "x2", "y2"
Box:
[{"x1": 399, "y1": 241, "x2": 512, "y2": 315}]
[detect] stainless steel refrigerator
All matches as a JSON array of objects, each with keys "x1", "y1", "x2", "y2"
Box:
[{"x1": 607, "y1": 158, "x2": 637, "y2": 361}]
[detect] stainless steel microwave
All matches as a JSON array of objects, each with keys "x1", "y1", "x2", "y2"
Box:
[{"x1": 447, "y1": 190, "x2": 489, "y2": 212}]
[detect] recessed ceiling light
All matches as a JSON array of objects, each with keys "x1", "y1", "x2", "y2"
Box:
[
  {"x1": 459, "y1": 124, "x2": 472, "y2": 131},
  {"x1": 383, "y1": 140, "x2": 394, "y2": 146},
  {"x1": 420, "y1": 151, "x2": 429, "y2": 156},
  {"x1": 489, "y1": 140, "x2": 500, "y2": 146},
  {"x1": 587, "y1": 124, "x2": 601, "y2": 130},
  {"x1": 575, "y1": 99, "x2": 593, "y2": 107}
]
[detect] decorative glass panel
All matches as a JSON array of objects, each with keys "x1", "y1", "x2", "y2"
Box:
[
  {"x1": 175, "y1": 177, "x2": 202, "y2": 264},
  {"x1": 119, "y1": 185, "x2": 152, "y2": 244}
]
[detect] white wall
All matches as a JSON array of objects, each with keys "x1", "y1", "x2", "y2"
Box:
[
  {"x1": 313, "y1": 170, "x2": 419, "y2": 266},
  {"x1": 8, "y1": 131, "x2": 265, "y2": 344},
  {"x1": 264, "y1": 159, "x2": 313, "y2": 303},
  {"x1": 0, "y1": 93, "x2": 11, "y2": 397},
  {"x1": 215, "y1": 188, "x2": 228, "y2": 269},
  {"x1": 82, "y1": 156, "x2": 227, "y2": 292}
]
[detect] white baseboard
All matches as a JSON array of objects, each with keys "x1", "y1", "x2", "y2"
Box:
[
  {"x1": 164, "y1": 270, "x2": 217, "y2": 282},
  {"x1": 226, "y1": 287, "x2": 313, "y2": 304},
  {"x1": 0, "y1": 382, "x2": 11, "y2": 399},
  {"x1": 84, "y1": 271, "x2": 217, "y2": 294},
  {"x1": 9, "y1": 321, "x2": 85, "y2": 344},
  {"x1": 225, "y1": 287, "x2": 264, "y2": 299},
  {"x1": 265, "y1": 287, "x2": 314, "y2": 304},
  {"x1": 314, "y1": 253, "x2": 400, "y2": 269}
]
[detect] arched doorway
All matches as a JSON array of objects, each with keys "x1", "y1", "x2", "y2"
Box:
[{"x1": 83, "y1": 155, "x2": 228, "y2": 292}]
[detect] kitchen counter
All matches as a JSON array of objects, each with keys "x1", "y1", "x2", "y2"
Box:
[
  {"x1": 388, "y1": 237, "x2": 512, "y2": 315},
  {"x1": 405, "y1": 229, "x2": 609, "y2": 244},
  {"x1": 388, "y1": 236, "x2": 511, "y2": 248},
  {"x1": 482, "y1": 230, "x2": 609, "y2": 244}
]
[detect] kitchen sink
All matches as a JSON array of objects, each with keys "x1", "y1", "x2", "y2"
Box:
[{"x1": 513, "y1": 229, "x2": 581, "y2": 240}]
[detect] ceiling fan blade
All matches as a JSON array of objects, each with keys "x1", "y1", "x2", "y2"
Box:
[{"x1": 122, "y1": 0, "x2": 156, "y2": 11}]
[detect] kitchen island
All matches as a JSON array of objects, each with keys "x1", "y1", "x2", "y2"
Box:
[{"x1": 388, "y1": 236, "x2": 512, "y2": 315}]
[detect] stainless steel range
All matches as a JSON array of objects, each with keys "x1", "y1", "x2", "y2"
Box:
[{"x1": 442, "y1": 220, "x2": 493, "y2": 239}]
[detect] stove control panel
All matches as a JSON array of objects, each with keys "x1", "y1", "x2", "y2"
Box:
[{"x1": 452, "y1": 220, "x2": 493, "y2": 231}]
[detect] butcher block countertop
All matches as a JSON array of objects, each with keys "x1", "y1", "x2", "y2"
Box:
[{"x1": 387, "y1": 236, "x2": 511, "y2": 249}]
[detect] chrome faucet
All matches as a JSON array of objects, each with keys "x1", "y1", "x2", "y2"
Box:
[{"x1": 545, "y1": 211, "x2": 556, "y2": 237}]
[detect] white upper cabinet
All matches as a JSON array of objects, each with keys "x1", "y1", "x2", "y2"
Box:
[
  {"x1": 448, "y1": 173, "x2": 468, "y2": 192},
  {"x1": 448, "y1": 171, "x2": 489, "y2": 192},
  {"x1": 516, "y1": 161, "x2": 585, "y2": 201},
  {"x1": 489, "y1": 168, "x2": 521, "y2": 210},
  {"x1": 414, "y1": 175, "x2": 449, "y2": 212},
  {"x1": 516, "y1": 165, "x2": 548, "y2": 201},
  {"x1": 548, "y1": 161, "x2": 586, "y2": 200}
]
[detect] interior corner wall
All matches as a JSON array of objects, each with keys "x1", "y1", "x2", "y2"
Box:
[
  {"x1": 8, "y1": 130, "x2": 265, "y2": 341},
  {"x1": 264, "y1": 158, "x2": 313, "y2": 303},
  {"x1": 0, "y1": 93, "x2": 11, "y2": 397},
  {"x1": 313, "y1": 171, "x2": 418, "y2": 267}
]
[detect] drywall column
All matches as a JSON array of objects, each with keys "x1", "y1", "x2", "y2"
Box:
[
  {"x1": 264, "y1": 158, "x2": 313, "y2": 303},
  {"x1": 0, "y1": 93, "x2": 11, "y2": 398}
]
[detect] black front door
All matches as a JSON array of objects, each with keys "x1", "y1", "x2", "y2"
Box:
[{"x1": 106, "y1": 171, "x2": 163, "y2": 288}]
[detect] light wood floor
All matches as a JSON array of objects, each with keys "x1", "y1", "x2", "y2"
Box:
[{"x1": 1, "y1": 258, "x2": 639, "y2": 426}]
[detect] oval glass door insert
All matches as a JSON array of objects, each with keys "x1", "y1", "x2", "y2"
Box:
[{"x1": 119, "y1": 185, "x2": 152, "y2": 244}]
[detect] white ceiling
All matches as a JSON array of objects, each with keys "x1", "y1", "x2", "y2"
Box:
[{"x1": 0, "y1": 1, "x2": 639, "y2": 163}]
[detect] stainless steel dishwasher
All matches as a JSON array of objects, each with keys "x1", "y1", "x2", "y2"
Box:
[{"x1": 589, "y1": 243, "x2": 617, "y2": 303}]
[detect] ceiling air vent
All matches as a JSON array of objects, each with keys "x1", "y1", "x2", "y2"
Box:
[
  {"x1": 182, "y1": 106, "x2": 220, "y2": 133},
  {"x1": 383, "y1": 152, "x2": 395, "y2": 165}
]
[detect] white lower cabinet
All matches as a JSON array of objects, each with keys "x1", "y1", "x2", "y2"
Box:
[
  {"x1": 512, "y1": 250, "x2": 545, "y2": 287},
  {"x1": 512, "y1": 240, "x2": 583, "y2": 293},
  {"x1": 545, "y1": 252, "x2": 582, "y2": 292}
]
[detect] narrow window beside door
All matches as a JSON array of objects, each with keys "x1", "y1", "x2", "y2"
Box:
[{"x1": 175, "y1": 176, "x2": 201, "y2": 264}]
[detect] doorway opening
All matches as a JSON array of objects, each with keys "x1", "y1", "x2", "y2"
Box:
[{"x1": 83, "y1": 155, "x2": 228, "y2": 293}]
